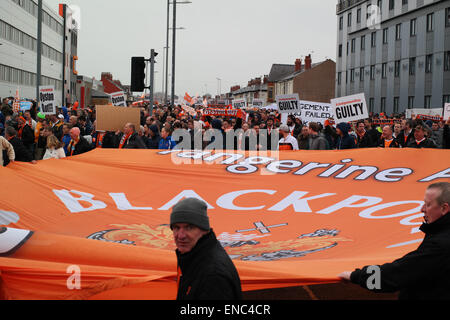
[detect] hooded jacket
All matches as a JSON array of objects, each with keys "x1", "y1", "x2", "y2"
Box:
[
  {"x1": 350, "y1": 213, "x2": 450, "y2": 300},
  {"x1": 176, "y1": 230, "x2": 242, "y2": 300},
  {"x1": 335, "y1": 123, "x2": 356, "y2": 150}
]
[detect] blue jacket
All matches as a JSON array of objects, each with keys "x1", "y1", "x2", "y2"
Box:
[
  {"x1": 158, "y1": 136, "x2": 176, "y2": 150},
  {"x1": 336, "y1": 123, "x2": 356, "y2": 150}
]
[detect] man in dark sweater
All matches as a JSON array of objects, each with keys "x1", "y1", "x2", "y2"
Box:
[
  {"x1": 171, "y1": 198, "x2": 242, "y2": 300},
  {"x1": 339, "y1": 182, "x2": 450, "y2": 300}
]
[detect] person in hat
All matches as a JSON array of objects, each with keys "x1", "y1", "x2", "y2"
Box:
[
  {"x1": 170, "y1": 198, "x2": 242, "y2": 300},
  {"x1": 278, "y1": 124, "x2": 299, "y2": 151}
]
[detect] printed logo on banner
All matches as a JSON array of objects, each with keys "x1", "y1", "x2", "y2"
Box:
[
  {"x1": 110, "y1": 91, "x2": 127, "y2": 107},
  {"x1": 87, "y1": 224, "x2": 351, "y2": 261},
  {"x1": 276, "y1": 94, "x2": 300, "y2": 114},
  {"x1": 331, "y1": 93, "x2": 368, "y2": 124},
  {"x1": 39, "y1": 86, "x2": 56, "y2": 115}
]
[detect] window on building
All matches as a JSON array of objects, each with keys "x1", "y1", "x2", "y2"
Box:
[
  {"x1": 402, "y1": 0, "x2": 408, "y2": 6},
  {"x1": 409, "y1": 57, "x2": 416, "y2": 75},
  {"x1": 339, "y1": 44, "x2": 343, "y2": 57},
  {"x1": 424, "y1": 96, "x2": 431, "y2": 109},
  {"x1": 369, "y1": 98, "x2": 375, "y2": 113},
  {"x1": 337, "y1": 72, "x2": 342, "y2": 85},
  {"x1": 410, "y1": 18, "x2": 416, "y2": 36},
  {"x1": 408, "y1": 96, "x2": 415, "y2": 109},
  {"x1": 446, "y1": 8, "x2": 450, "y2": 28},
  {"x1": 350, "y1": 69, "x2": 355, "y2": 82},
  {"x1": 443, "y1": 95, "x2": 450, "y2": 105},
  {"x1": 346, "y1": 70, "x2": 348, "y2": 84},
  {"x1": 394, "y1": 97, "x2": 400, "y2": 114},
  {"x1": 427, "y1": 13, "x2": 434, "y2": 32},
  {"x1": 347, "y1": 42, "x2": 349, "y2": 55},
  {"x1": 357, "y1": 8, "x2": 361, "y2": 23},
  {"x1": 381, "y1": 97, "x2": 386, "y2": 113},
  {"x1": 389, "y1": 0, "x2": 395, "y2": 10},
  {"x1": 348, "y1": 12, "x2": 352, "y2": 27},
  {"x1": 378, "y1": 0, "x2": 383, "y2": 11},
  {"x1": 340, "y1": 16, "x2": 343, "y2": 30},
  {"x1": 360, "y1": 67, "x2": 365, "y2": 82},
  {"x1": 395, "y1": 23, "x2": 402, "y2": 40},
  {"x1": 426, "y1": 54, "x2": 433, "y2": 73},
  {"x1": 382, "y1": 63, "x2": 387, "y2": 78},
  {"x1": 351, "y1": 38, "x2": 356, "y2": 53},
  {"x1": 361, "y1": 35, "x2": 366, "y2": 50},
  {"x1": 370, "y1": 65, "x2": 376, "y2": 80},
  {"x1": 395, "y1": 60, "x2": 400, "y2": 77},
  {"x1": 445, "y1": 51, "x2": 450, "y2": 71},
  {"x1": 383, "y1": 28, "x2": 389, "y2": 44},
  {"x1": 371, "y1": 32, "x2": 377, "y2": 47}
]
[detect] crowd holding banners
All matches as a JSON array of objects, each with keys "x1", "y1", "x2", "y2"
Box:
[{"x1": 1, "y1": 92, "x2": 450, "y2": 168}]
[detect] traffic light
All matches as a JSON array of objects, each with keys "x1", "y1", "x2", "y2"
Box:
[{"x1": 131, "y1": 57, "x2": 146, "y2": 92}]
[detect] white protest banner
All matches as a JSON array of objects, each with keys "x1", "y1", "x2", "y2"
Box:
[
  {"x1": 233, "y1": 98, "x2": 247, "y2": 109},
  {"x1": 405, "y1": 108, "x2": 443, "y2": 119},
  {"x1": 331, "y1": 93, "x2": 368, "y2": 124},
  {"x1": 252, "y1": 99, "x2": 264, "y2": 108},
  {"x1": 299, "y1": 100, "x2": 334, "y2": 124},
  {"x1": 39, "y1": 86, "x2": 56, "y2": 115},
  {"x1": 276, "y1": 94, "x2": 300, "y2": 114},
  {"x1": 444, "y1": 104, "x2": 450, "y2": 121},
  {"x1": 109, "y1": 91, "x2": 127, "y2": 107}
]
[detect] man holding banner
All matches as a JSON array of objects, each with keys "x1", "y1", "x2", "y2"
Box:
[{"x1": 340, "y1": 182, "x2": 450, "y2": 300}]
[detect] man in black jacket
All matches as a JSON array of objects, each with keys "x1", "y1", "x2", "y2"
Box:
[
  {"x1": 170, "y1": 198, "x2": 242, "y2": 300},
  {"x1": 406, "y1": 125, "x2": 437, "y2": 149},
  {"x1": 4, "y1": 126, "x2": 34, "y2": 164},
  {"x1": 339, "y1": 182, "x2": 450, "y2": 300},
  {"x1": 115, "y1": 123, "x2": 147, "y2": 149}
]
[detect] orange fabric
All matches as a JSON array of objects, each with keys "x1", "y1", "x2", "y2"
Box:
[
  {"x1": 384, "y1": 139, "x2": 393, "y2": 148},
  {"x1": 0, "y1": 148, "x2": 449, "y2": 300}
]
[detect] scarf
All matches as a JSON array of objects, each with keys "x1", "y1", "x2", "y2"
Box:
[
  {"x1": 68, "y1": 138, "x2": 80, "y2": 156},
  {"x1": 119, "y1": 132, "x2": 132, "y2": 149}
]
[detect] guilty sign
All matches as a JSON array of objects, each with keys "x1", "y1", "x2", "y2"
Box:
[{"x1": 331, "y1": 93, "x2": 369, "y2": 124}]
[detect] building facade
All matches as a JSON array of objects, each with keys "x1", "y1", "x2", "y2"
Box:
[
  {"x1": 231, "y1": 76, "x2": 269, "y2": 107},
  {"x1": 269, "y1": 56, "x2": 336, "y2": 103},
  {"x1": 0, "y1": 0, "x2": 78, "y2": 106},
  {"x1": 336, "y1": 0, "x2": 450, "y2": 115}
]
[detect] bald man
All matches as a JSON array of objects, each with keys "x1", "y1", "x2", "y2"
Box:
[
  {"x1": 67, "y1": 127, "x2": 92, "y2": 156},
  {"x1": 377, "y1": 125, "x2": 400, "y2": 148}
]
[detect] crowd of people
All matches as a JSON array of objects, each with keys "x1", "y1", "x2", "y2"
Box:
[{"x1": 1, "y1": 96, "x2": 449, "y2": 166}]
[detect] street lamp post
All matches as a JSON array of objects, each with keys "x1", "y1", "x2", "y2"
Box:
[
  {"x1": 169, "y1": 1, "x2": 192, "y2": 107},
  {"x1": 36, "y1": 0, "x2": 43, "y2": 107}
]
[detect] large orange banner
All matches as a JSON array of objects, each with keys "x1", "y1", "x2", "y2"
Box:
[{"x1": 0, "y1": 148, "x2": 449, "y2": 300}]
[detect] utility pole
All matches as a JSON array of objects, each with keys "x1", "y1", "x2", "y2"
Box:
[
  {"x1": 36, "y1": 0, "x2": 43, "y2": 109},
  {"x1": 171, "y1": 1, "x2": 177, "y2": 107},
  {"x1": 149, "y1": 49, "x2": 157, "y2": 116},
  {"x1": 165, "y1": 0, "x2": 170, "y2": 105}
]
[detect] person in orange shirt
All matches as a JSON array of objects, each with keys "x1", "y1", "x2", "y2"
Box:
[{"x1": 377, "y1": 125, "x2": 400, "y2": 148}]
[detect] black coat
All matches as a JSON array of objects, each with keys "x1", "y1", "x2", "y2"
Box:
[
  {"x1": 7, "y1": 137, "x2": 33, "y2": 163},
  {"x1": 377, "y1": 138, "x2": 400, "y2": 148},
  {"x1": 397, "y1": 130, "x2": 415, "y2": 148},
  {"x1": 121, "y1": 133, "x2": 147, "y2": 149},
  {"x1": 176, "y1": 230, "x2": 242, "y2": 301},
  {"x1": 20, "y1": 124, "x2": 35, "y2": 148},
  {"x1": 356, "y1": 132, "x2": 373, "y2": 148},
  {"x1": 444, "y1": 125, "x2": 450, "y2": 149},
  {"x1": 350, "y1": 213, "x2": 450, "y2": 300},
  {"x1": 406, "y1": 138, "x2": 437, "y2": 149},
  {"x1": 71, "y1": 136, "x2": 92, "y2": 156}
]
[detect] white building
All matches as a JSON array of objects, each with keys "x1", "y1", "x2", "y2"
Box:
[{"x1": 0, "y1": 0, "x2": 76, "y2": 106}]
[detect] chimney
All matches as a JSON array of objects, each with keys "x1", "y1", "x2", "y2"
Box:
[
  {"x1": 305, "y1": 55, "x2": 312, "y2": 70},
  {"x1": 295, "y1": 59, "x2": 302, "y2": 72}
]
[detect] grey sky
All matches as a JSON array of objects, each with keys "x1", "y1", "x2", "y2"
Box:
[{"x1": 44, "y1": 0, "x2": 338, "y2": 97}]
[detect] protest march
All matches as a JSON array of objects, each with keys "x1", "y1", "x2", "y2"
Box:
[{"x1": 0, "y1": 91, "x2": 449, "y2": 300}]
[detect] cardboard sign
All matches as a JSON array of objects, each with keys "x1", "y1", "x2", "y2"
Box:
[
  {"x1": 39, "y1": 86, "x2": 56, "y2": 115},
  {"x1": 233, "y1": 99, "x2": 247, "y2": 109},
  {"x1": 331, "y1": 93, "x2": 368, "y2": 124},
  {"x1": 96, "y1": 105, "x2": 140, "y2": 132},
  {"x1": 276, "y1": 94, "x2": 300, "y2": 114},
  {"x1": 19, "y1": 101, "x2": 33, "y2": 111},
  {"x1": 109, "y1": 91, "x2": 127, "y2": 107},
  {"x1": 444, "y1": 103, "x2": 450, "y2": 121}
]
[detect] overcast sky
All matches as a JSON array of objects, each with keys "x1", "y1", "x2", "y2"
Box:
[{"x1": 44, "y1": 0, "x2": 338, "y2": 96}]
